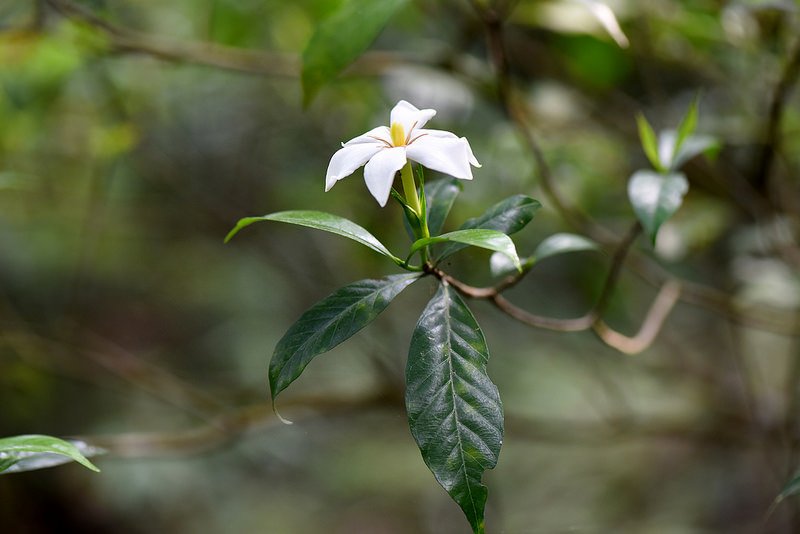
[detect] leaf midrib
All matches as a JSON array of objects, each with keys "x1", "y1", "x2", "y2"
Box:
[{"x1": 442, "y1": 286, "x2": 479, "y2": 523}]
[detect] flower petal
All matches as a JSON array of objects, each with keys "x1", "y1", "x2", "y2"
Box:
[
  {"x1": 414, "y1": 128, "x2": 457, "y2": 139},
  {"x1": 363, "y1": 146, "x2": 407, "y2": 206},
  {"x1": 406, "y1": 136, "x2": 476, "y2": 180},
  {"x1": 343, "y1": 126, "x2": 392, "y2": 147},
  {"x1": 390, "y1": 100, "x2": 436, "y2": 137},
  {"x1": 326, "y1": 143, "x2": 384, "y2": 191},
  {"x1": 414, "y1": 128, "x2": 481, "y2": 167}
]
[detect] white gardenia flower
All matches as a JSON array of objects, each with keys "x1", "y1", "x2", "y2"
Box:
[{"x1": 325, "y1": 100, "x2": 481, "y2": 206}]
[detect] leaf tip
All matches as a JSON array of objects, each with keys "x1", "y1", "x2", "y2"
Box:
[{"x1": 274, "y1": 408, "x2": 294, "y2": 426}]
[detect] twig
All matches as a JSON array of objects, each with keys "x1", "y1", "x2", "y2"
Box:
[
  {"x1": 593, "y1": 280, "x2": 682, "y2": 355},
  {"x1": 430, "y1": 223, "x2": 676, "y2": 353}
]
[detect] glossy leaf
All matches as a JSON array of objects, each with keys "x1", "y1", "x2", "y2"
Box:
[
  {"x1": 225, "y1": 210, "x2": 402, "y2": 265},
  {"x1": 0, "y1": 435, "x2": 100, "y2": 474},
  {"x1": 438, "y1": 195, "x2": 540, "y2": 260},
  {"x1": 424, "y1": 179, "x2": 462, "y2": 235},
  {"x1": 270, "y1": 273, "x2": 421, "y2": 403},
  {"x1": 628, "y1": 170, "x2": 689, "y2": 244},
  {"x1": 637, "y1": 113, "x2": 663, "y2": 172},
  {"x1": 411, "y1": 229, "x2": 521, "y2": 271},
  {"x1": 406, "y1": 284, "x2": 503, "y2": 534},
  {"x1": 301, "y1": 0, "x2": 408, "y2": 106}
]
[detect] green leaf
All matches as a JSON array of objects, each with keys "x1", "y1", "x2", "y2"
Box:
[
  {"x1": 425, "y1": 179, "x2": 462, "y2": 236},
  {"x1": 226, "y1": 210, "x2": 402, "y2": 265},
  {"x1": 270, "y1": 273, "x2": 421, "y2": 404},
  {"x1": 0, "y1": 435, "x2": 100, "y2": 474},
  {"x1": 411, "y1": 229, "x2": 521, "y2": 271},
  {"x1": 637, "y1": 113, "x2": 663, "y2": 172},
  {"x1": 301, "y1": 0, "x2": 408, "y2": 106},
  {"x1": 406, "y1": 284, "x2": 503, "y2": 534},
  {"x1": 675, "y1": 97, "x2": 699, "y2": 154},
  {"x1": 533, "y1": 233, "x2": 600, "y2": 262},
  {"x1": 628, "y1": 170, "x2": 689, "y2": 245},
  {"x1": 438, "y1": 195, "x2": 540, "y2": 261}
]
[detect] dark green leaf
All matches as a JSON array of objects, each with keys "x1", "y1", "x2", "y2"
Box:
[
  {"x1": 438, "y1": 195, "x2": 540, "y2": 260},
  {"x1": 225, "y1": 210, "x2": 402, "y2": 265},
  {"x1": 637, "y1": 113, "x2": 663, "y2": 172},
  {"x1": 628, "y1": 170, "x2": 689, "y2": 244},
  {"x1": 411, "y1": 229, "x2": 521, "y2": 271},
  {"x1": 406, "y1": 284, "x2": 503, "y2": 534},
  {"x1": 301, "y1": 0, "x2": 408, "y2": 106},
  {"x1": 425, "y1": 179, "x2": 462, "y2": 235},
  {"x1": 0, "y1": 435, "x2": 100, "y2": 474},
  {"x1": 270, "y1": 273, "x2": 421, "y2": 403}
]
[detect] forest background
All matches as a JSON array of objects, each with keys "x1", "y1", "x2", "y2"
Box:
[{"x1": 2, "y1": 1, "x2": 800, "y2": 533}]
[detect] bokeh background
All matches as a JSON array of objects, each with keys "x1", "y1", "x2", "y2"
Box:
[{"x1": 2, "y1": 0, "x2": 800, "y2": 532}]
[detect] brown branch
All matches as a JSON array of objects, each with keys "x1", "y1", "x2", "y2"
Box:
[
  {"x1": 484, "y1": 223, "x2": 643, "y2": 334},
  {"x1": 429, "y1": 223, "x2": 678, "y2": 353},
  {"x1": 593, "y1": 279, "x2": 682, "y2": 355}
]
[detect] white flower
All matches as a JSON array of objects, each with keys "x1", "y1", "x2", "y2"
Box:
[{"x1": 325, "y1": 100, "x2": 481, "y2": 207}]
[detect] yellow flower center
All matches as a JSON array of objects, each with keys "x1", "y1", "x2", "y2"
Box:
[{"x1": 390, "y1": 122, "x2": 406, "y2": 147}]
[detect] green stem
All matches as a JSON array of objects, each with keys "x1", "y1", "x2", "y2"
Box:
[{"x1": 400, "y1": 162, "x2": 421, "y2": 217}]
